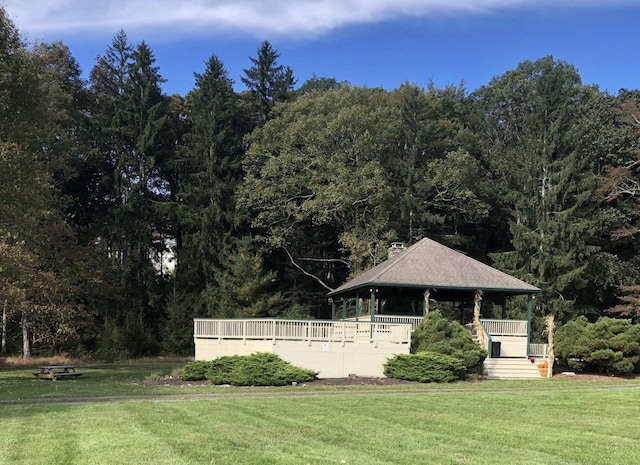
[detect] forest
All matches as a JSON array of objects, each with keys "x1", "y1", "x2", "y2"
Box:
[{"x1": 1, "y1": 7, "x2": 639, "y2": 358}]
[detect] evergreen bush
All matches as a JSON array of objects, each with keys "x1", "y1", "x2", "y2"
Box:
[
  {"x1": 384, "y1": 352, "x2": 467, "y2": 383},
  {"x1": 206, "y1": 355, "x2": 245, "y2": 385},
  {"x1": 189, "y1": 353, "x2": 317, "y2": 386},
  {"x1": 410, "y1": 311, "x2": 487, "y2": 370},
  {"x1": 555, "y1": 316, "x2": 640, "y2": 375},
  {"x1": 182, "y1": 360, "x2": 212, "y2": 381}
]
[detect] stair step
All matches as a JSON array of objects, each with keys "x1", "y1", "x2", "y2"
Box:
[{"x1": 484, "y1": 358, "x2": 544, "y2": 380}]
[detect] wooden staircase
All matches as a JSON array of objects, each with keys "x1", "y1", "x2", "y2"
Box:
[{"x1": 483, "y1": 358, "x2": 543, "y2": 380}]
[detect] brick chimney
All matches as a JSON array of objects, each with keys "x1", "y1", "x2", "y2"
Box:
[{"x1": 388, "y1": 242, "x2": 406, "y2": 259}]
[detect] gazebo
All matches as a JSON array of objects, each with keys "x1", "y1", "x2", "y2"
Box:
[
  {"x1": 327, "y1": 237, "x2": 542, "y2": 360},
  {"x1": 193, "y1": 237, "x2": 546, "y2": 379}
]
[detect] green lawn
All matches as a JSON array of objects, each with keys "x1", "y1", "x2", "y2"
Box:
[{"x1": 1, "y1": 363, "x2": 640, "y2": 464}]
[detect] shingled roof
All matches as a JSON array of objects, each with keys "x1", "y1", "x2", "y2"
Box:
[{"x1": 328, "y1": 237, "x2": 540, "y2": 299}]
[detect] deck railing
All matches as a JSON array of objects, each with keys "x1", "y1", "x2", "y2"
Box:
[
  {"x1": 480, "y1": 319, "x2": 528, "y2": 336},
  {"x1": 528, "y1": 343, "x2": 550, "y2": 358},
  {"x1": 478, "y1": 320, "x2": 492, "y2": 354},
  {"x1": 194, "y1": 318, "x2": 412, "y2": 345},
  {"x1": 344, "y1": 315, "x2": 424, "y2": 330}
]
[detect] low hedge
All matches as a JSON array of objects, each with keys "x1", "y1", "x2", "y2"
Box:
[
  {"x1": 182, "y1": 353, "x2": 318, "y2": 386},
  {"x1": 384, "y1": 351, "x2": 467, "y2": 383}
]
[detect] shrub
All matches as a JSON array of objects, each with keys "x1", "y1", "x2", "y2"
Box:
[
  {"x1": 182, "y1": 360, "x2": 212, "y2": 381},
  {"x1": 203, "y1": 353, "x2": 318, "y2": 386},
  {"x1": 555, "y1": 316, "x2": 640, "y2": 375},
  {"x1": 205, "y1": 355, "x2": 246, "y2": 385},
  {"x1": 411, "y1": 311, "x2": 487, "y2": 370},
  {"x1": 384, "y1": 352, "x2": 467, "y2": 383}
]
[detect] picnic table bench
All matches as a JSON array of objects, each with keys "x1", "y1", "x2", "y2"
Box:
[{"x1": 34, "y1": 365, "x2": 83, "y2": 380}]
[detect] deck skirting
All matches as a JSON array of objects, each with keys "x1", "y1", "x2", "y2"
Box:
[{"x1": 194, "y1": 337, "x2": 410, "y2": 378}]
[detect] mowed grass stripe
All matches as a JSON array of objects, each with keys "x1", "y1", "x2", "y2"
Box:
[{"x1": 2, "y1": 386, "x2": 640, "y2": 465}]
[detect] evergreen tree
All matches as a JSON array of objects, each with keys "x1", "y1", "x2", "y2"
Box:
[
  {"x1": 174, "y1": 54, "x2": 249, "y2": 322},
  {"x1": 89, "y1": 33, "x2": 174, "y2": 355},
  {"x1": 241, "y1": 40, "x2": 295, "y2": 124},
  {"x1": 386, "y1": 82, "x2": 497, "y2": 256},
  {"x1": 204, "y1": 237, "x2": 285, "y2": 318},
  {"x1": 473, "y1": 57, "x2": 603, "y2": 322},
  {"x1": 163, "y1": 54, "x2": 249, "y2": 350}
]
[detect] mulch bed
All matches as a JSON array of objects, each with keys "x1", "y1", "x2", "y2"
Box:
[
  {"x1": 135, "y1": 375, "x2": 419, "y2": 387},
  {"x1": 135, "y1": 372, "x2": 638, "y2": 387}
]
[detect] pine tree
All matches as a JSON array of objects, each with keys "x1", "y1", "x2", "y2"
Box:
[
  {"x1": 474, "y1": 57, "x2": 602, "y2": 322},
  {"x1": 241, "y1": 40, "x2": 295, "y2": 124},
  {"x1": 89, "y1": 33, "x2": 174, "y2": 354},
  {"x1": 204, "y1": 237, "x2": 284, "y2": 318},
  {"x1": 173, "y1": 54, "x2": 250, "y2": 328}
]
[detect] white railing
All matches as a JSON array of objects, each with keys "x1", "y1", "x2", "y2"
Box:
[
  {"x1": 344, "y1": 315, "x2": 424, "y2": 330},
  {"x1": 480, "y1": 319, "x2": 528, "y2": 336},
  {"x1": 194, "y1": 318, "x2": 412, "y2": 345},
  {"x1": 478, "y1": 320, "x2": 492, "y2": 354},
  {"x1": 528, "y1": 343, "x2": 549, "y2": 358}
]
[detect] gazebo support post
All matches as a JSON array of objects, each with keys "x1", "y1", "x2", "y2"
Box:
[
  {"x1": 355, "y1": 292, "x2": 360, "y2": 321},
  {"x1": 369, "y1": 288, "x2": 376, "y2": 322},
  {"x1": 342, "y1": 299, "x2": 347, "y2": 321},
  {"x1": 423, "y1": 289, "x2": 430, "y2": 318},
  {"x1": 526, "y1": 294, "x2": 533, "y2": 357},
  {"x1": 331, "y1": 299, "x2": 336, "y2": 320},
  {"x1": 473, "y1": 291, "x2": 487, "y2": 354},
  {"x1": 369, "y1": 288, "x2": 376, "y2": 340}
]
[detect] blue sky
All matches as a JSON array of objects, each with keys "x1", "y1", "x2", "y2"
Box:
[{"x1": 3, "y1": 1, "x2": 640, "y2": 96}]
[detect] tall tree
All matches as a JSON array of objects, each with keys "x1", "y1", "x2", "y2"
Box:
[
  {"x1": 387, "y1": 82, "x2": 493, "y2": 249},
  {"x1": 89, "y1": 33, "x2": 174, "y2": 355},
  {"x1": 169, "y1": 54, "x2": 249, "y2": 349},
  {"x1": 0, "y1": 9, "x2": 102, "y2": 356},
  {"x1": 295, "y1": 75, "x2": 343, "y2": 96},
  {"x1": 0, "y1": 9, "x2": 55, "y2": 356},
  {"x1": 241, "y1": 40, "x2": 295, "y2": 124},
  {"x1": 597, "y1": 91, "x2": 640, "y2": 319},
  {"x1": 473, "y1": 57, "x2": 603, "y2": 322},
  {"x1": 239, "y1": 86, "x2": 397, "y2": 301}
]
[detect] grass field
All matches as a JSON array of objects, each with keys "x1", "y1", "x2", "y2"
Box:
[{"x1": 1, "y1": 363, "x2": 640, "y2": 464}]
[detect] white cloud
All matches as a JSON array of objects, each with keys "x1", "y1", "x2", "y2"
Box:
[{"x1": 2, "y1": 0, "x2": 635, "y2": 40}]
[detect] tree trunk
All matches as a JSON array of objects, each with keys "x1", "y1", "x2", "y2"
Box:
[
  {"x1": 1, "y1": 300, "x2": 7, "y2": 356},
  {"x1": 546, "y1": 314, "x2": 556, "y2": 379},
  {"x1": 472, "y1": 290, "x2": 486, "y2": 351},
  {"x1": 423, "y1": 289, "x2": 430, "y2": 317},
  {"x1": 21, "y1": 310, "x2": 30, "y2": 358}
]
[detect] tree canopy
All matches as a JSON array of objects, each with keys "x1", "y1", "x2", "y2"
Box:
[{"x1": 1, "y1": 6, "x2": 639, "y2": 357}]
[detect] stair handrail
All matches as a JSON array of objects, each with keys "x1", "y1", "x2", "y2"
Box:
[{"x1": 478, "y1": 319, "x2": 492, "y2": 357}]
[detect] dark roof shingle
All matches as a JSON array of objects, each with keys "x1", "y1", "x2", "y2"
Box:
[{"x1": 328, "y1": 237, "x2": 540, "y2": 296}]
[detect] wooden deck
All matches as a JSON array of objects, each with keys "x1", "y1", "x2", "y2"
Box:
[{"x1": 194, "y1": 318, "x2": 413, "y2": 345}]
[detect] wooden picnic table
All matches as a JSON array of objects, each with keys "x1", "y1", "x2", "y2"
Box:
[{"x1": 34, "y1": 365, "x2": 83, "y2": 380}]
